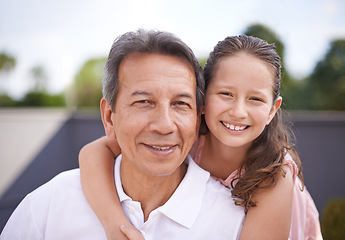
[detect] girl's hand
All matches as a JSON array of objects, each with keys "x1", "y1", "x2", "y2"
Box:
[{"x1": 120, "y1": 225, "x2": 146, "y2": 240}]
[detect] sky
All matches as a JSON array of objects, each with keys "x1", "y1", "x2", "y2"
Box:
[{"x1": 1, "y1": 0, "x2": 345, "y2": 99}]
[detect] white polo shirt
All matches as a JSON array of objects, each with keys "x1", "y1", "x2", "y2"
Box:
[
  {"x1": 1, "y1": 155, "x2": 244, "y2": 240},
  {"x1": 115, "y1": 155, "x2": 244, "y2": 239}
]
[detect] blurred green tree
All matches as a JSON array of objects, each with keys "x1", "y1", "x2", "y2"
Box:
[
  {"x1": 303, "y1": 39, "x2": 345, "y2": 110},
  {"x1": 198, "y1": 57, "x2": 208, "y2": 68},
  {"x1": 0, "y1": 52, "x2": 16, "y2": 103},
  {"x1": 30, "y1": 65, "x2": 48, "y2": 92},
  {"x1": 20, "y1": 65, "x2": 65, "y2": 107},
  {"x1": 0, "y1": 94, "x2": 16, "y2": 107},
  {"x1": 321, "y1": 198, "x2": 345, "y2": 239},
  {"x1": 73, "y1": 57, "x2": 106, "y2": 108},
  {"x1": 0, "y1": 52, "x2": 16, "y2": 73},
  {"x1": 20, "y1": 91, "x2": 65, "y2": 107}
]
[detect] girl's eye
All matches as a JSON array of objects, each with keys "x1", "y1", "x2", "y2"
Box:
[
  {"x1": 138, "y1": 100, "x2": 150, "y2": 104},
  {"x1": 219, "y1": 92, "x2": 233, "y2": 97},
  {"x1": 250, "y1": 97, "x2": 263, "y2": 102}
]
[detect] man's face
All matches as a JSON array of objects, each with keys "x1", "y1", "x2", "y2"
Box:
[{"x1": 112, "y1": 53, "x2": 198, "y2": 177}]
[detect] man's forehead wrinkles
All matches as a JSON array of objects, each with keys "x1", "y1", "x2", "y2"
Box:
[{"x1": 177, "y1": 93, "x2": 194, "y2": 99}]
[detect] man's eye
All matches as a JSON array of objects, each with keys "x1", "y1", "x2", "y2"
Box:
[
  {"x1": 133, "y1": 100, "x2": 152, "y2": 106},
  {"x1": 173, "y1": 101, "x2": 191, "y2": 108}
]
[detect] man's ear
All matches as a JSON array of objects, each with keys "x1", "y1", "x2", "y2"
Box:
[
  {"x1": 194, "y1": 106, "x2": 204, "y2": 142},
  {"x1": 100, "y1": 98, "x2": 116, "y2": 139}
]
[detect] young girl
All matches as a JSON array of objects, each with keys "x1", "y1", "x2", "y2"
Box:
[{"x1": 79, "y1": 35, "x2": 322, "y2": 240}]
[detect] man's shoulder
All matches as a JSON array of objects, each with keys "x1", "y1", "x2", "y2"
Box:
[
  {"x1": 50, "y1": 169, "x2": 81, "y2": 183},
  {"x1": 2, "y1": 168, "x2": 106, "y2": 238},
  {"x1": 24, "y1": 168, "x2": 88, "y2": 222},
  {"x1": 27, "y1": 169, "x2": 81, "y2": 200},
  {"x1": 41, "y1": 169, "x2": 81, "y2": 188}
]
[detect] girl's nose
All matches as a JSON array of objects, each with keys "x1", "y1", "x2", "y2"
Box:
[{"x1": 228, "y1": 99, "x2": 248, "y2": 119}]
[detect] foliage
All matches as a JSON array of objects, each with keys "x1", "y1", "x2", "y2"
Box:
[
  {"x1": 0, "y1": 52, "x2": 16, "y2": 73},
  {"x1": 0, "y1": 91, "x2": 65, "y2": 107},
  {"x1": 0, "y1": 91, "x2": 65, "y2": 108},
  {"x1": 0, "y1": 94, "x2": 16, "y2": 107},
  {"x1": 198, "y1": 57, "x2": 208, "y2": 68},
  {"x1": 19, "y1": 91, "x2": 65, "y2": 107},
  {"x1": 302, "y1": 40, "x2": 345, "y2": 110},
  {"x1": 30, "y1": 66, "x2": 48, "y2": 92},
  {"x1": 321, "y1": 197, "x2": 345, "y2": 240},
  {"x1": 73, "y1": 57, "x2": 106, "y2": 108}
]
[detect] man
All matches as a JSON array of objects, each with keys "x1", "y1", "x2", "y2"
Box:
[{"x1": 1, "y1": 29, "x2": 244, "y2": 239}]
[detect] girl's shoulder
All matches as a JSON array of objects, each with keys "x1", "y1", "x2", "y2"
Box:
[
  {"x1": 283, "y1": 152, "x2": 299, "y2": 182},
  {"x1": 241, "y1": 156, "x2": 295, "y2": 240}
]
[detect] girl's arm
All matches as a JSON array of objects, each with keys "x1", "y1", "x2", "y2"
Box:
[
  {"x1": 239, "y1": 165, "x2": 294, "y2": 240},
  {"x1": 79, "y1": 136, "x2": 144, "y2": 240}
]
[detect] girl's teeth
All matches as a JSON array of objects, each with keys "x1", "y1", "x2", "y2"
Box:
[{"x1": 223, "y1": 122, "x2": 246, "y2": 131}]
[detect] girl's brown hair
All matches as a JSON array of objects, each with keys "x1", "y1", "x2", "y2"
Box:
[{"x1": 202, "y1": 35, "x2": 304, "y2": 213}]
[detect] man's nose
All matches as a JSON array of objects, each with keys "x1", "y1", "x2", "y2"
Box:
[{"x1": 148, "y1": 105, "x2": 177, "y2": 134}]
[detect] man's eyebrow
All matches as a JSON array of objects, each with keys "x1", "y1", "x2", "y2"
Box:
[
  {"x1": 131, "y1": 91, "x2": 194, "y2": 99},
  {"x1": 131, "y1": 91, "x2": 151, "y2": 96},
  {"x1": 177, "y1": 93, "x2": 194, "y2": 99}
]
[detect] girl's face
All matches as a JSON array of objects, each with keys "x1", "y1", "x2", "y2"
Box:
[{"x1": 204, "y1": 52, "x2": 282, "y2": 149}]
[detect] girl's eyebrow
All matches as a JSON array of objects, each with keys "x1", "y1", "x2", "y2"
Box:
[{"x1": 250, "y1": 89, "x2": 269, "y2": 96}]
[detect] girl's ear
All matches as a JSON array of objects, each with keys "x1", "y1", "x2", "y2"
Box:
[
  {"x1": 267, "y1": 96, "x2": 282, "y2": 125},
  {"x1": 100, "y1": 98, "x2": 116, "y2": 140},
  {"x1": 201, "y1": 105, "x2": 205, "y2": 115}
]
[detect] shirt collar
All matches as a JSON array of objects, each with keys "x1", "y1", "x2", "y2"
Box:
[
  {"x1": 114, "y1": 154, "x2": 211, "y2": 229},
  {"x1": 114, "y1": 155, "x2": 132, "y2": 202}
]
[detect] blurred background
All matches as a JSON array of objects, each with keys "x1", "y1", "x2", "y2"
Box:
[{"x1": 1, "y1": 0, "x2": 345, "y2": 238}]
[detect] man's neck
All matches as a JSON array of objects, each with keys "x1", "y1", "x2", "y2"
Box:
[{"x1": 120, "y1": 160, "x2": 187, "y2": 221}]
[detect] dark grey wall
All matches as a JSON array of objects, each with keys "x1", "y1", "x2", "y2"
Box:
[
  {"x1": 1, "y1": 111, "x2": 344, "y2": 232},
  {"x1": 291, "y1": 112, "x2": 345, "y2": 216}
]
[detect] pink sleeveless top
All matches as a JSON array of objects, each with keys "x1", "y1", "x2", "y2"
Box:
[{"x1": 189, "y1": 135, "x2": 323, "y2": 240}]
